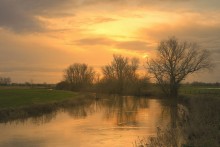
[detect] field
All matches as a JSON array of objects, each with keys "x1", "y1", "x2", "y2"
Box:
[
  {"x1": 179, "y1": 85, "x2": 220, "y2": 96},
  {"x1": 0, "y1": 87, "x2": 81, "y2": 109}
]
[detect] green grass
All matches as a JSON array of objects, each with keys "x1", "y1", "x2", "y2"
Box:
[
  {"x1": 179, "y1": 85, "x2": 220, "y2": 96},
  {"x1": 0, "y1": 87, "x2": 80, "y2": 109}
]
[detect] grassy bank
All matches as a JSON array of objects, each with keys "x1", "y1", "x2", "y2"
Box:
[
  {"x1": 135, "y1": 94, "x2": 220, "y2": 147},
  {"x1": 0, "y1": 87, "x2": 83, "y2": 109},
  {"x1": 0, "y1": 87, "x2": 94, "y2": 122}
]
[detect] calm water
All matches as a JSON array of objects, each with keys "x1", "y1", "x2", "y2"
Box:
[{"x1": 0, "y1": 96, "x2": 171, "y2": 147}]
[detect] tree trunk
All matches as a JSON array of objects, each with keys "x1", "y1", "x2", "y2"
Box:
[{"x1": 170, "y1": 82, "x2": 179, "y2": 98}]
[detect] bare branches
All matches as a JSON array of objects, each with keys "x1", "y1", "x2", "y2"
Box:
[
  {"x1": 64, "y1": 63, "x2": 95, "y2": 91},
  {"x1": 147, "y1": 37, "x2": 213, "y2": 98},
  {"x1": 101, "y1": 55, "x2": 147, "y2": 95},
  {"x1": 102, "y1": 55, "x2": 139, "y2": 82}
]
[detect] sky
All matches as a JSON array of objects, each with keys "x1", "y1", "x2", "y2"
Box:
[{"x1": 0, "y1": 0, "x2": 220, "y2": 83}]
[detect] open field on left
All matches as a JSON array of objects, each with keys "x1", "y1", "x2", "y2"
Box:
[{"x1": 0, "y1": 87, "x2": 81, "y2": 109}]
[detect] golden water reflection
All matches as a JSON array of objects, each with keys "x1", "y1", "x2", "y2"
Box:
[{"x1": 0, "y1": 96, "x2": 170, "y2": 147}]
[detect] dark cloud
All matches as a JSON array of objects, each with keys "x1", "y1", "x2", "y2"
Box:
[
  {"x1": 140, "y1": 21, "x2": 220, "y2": 50},
  {"x1": 0, "y1": 0, "x2": 119, "y2": 33},
  {"x1": 88, "y1": 17, "x2": 117, "y2": 24},
  {"x1": 0, "y1": 0, "x2": 74, "y2": 33},
  {"x1": 0, "y1": 0, "x2": 43, "y2": 32},
  {"x1": 73, "y1": 37, "x2": 114, "y2": 46},
  {"x1": 116, "y1": 41, "x2": 150, "y2": 51},
  {"x1": 73, "y1": 37, "x2": 150, "y2": 51}
]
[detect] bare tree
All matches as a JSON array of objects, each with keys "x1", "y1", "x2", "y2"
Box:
[
  {"x1": 64, "y1": 63, "x2": 95, "y2": 91},
  {"x1": 101, "y1": 55, "x2": 140, "y2": 94},
  {"x1": 147, "y1": 37, "x2": 213, "y2": 98}
]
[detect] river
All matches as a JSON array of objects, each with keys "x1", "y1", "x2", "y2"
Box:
[{"x1": 0, "y1": 96, "x2": 172, "y2": 147}]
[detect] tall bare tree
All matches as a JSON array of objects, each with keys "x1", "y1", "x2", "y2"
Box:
[
  {"x1": 64, "y1": 63, "x2": 95, "y2": 91},
  {"x1": 147, "y1": 37, "x2": 213, "y2": 98}
]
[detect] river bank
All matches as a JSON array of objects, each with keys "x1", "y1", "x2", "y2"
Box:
[
  {"x1": 0, "y1": 87, "x2": 95, "y2": 122},
  {"x1": 135, "y1": 94, "x2": 220, "y2": 147}
]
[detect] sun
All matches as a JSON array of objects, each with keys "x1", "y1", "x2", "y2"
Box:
[{"x1": 142, "y1": 54, "x2": 149, "y2": 59}]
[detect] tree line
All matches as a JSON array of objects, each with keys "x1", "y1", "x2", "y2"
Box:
[
  {"x1": 0, "y1": 77, "x2": 11, "y2": 85},
  {"x1": 56, "y1": 55, "x2": 150, "y2": 96},
  {"x1": 56, "y1": 37, "x2": 213, "y2": 98}
]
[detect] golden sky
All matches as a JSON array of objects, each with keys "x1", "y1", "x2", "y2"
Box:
[{"x1": 0, "y1": 0, "x2": 220, "y2": 83}]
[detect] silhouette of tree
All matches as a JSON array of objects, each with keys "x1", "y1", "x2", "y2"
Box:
[
  {"x1": 101, "y1": 55, "x2": 139, "y2": 94},
  {"x1": 147, "y1": 37, "x2": 213, "y2": 98},
  {"x1": 64, "y1": 63, "x2": 95, "y2": 91}
]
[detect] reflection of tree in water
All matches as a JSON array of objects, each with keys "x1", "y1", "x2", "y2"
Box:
[
  {"x1": 140, "y1": 99, "x2": 189, "y2": 147},
  {"x1": 5, "y1": 110, "x2": 58, "y2": 125},
  {"x1": 30, "y1": 111, "x2": 57, "y2": 125},
  {"x1": 159, "y1": 99, "x2": 179, "y2": 128},
  {"x1": 101, "y1": 96, "x2": 149, "y2": 126},
  {"x1": 8, "y1": 99, "x2": 96, "y2": 125},
  {"x1": 140, "y1": 98, "x2": 220, "y2": 147},
  {"x1": 64, "y1": 101, "x2": 95, "y2": 119}
]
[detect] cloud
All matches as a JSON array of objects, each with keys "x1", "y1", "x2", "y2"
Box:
[
  {"x1": 139, "y1": 19, "x2": 220, "y2": 50},
  {"x1": 0, "y1": 1, "x2": 43, "y2": 33},
  {"x1": 213, "y1": 49, "x2": 220, "y2": 54},
  {"x1": 87, "y1": 17, "x2": 118, "y2": 24},
  {"x1": 0, "y1": 0, "x2": 74, "y2": 33},
  {"x1": 73, "y1": 37, "x2": 150, "y2": 52},
  {"x1": 1, "y1": 0, "x2": 219, "y2": 33},
  {"x1": 0, "y1": 0, "x2": 119, "y2": 33},
  {"x1": 73, "y1": 37, "x2": 114, "y2": 46},
  {"x1": 116, "y1": 41, "x2": 150, "y2": 51}
]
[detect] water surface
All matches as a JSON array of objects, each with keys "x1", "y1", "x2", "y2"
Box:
[{"x1": 0, "y1": 96, "x2": 170, "y2": 147}]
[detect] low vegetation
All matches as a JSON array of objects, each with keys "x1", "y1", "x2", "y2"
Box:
[
  {"x1": 135, "y1": 93, "x2": 220, "y2": 147},
  {"x1": 0, "y1": 87, "x2": 94, "y2": 122},
  {"x1": 0, "y1": 88, "x2": 80, "y2": 109}
]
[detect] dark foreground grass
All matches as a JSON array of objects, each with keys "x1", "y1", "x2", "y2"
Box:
[
  {"x1": 0, "y1": 87, "x2": 94, "y2": 122},
  {"x1": 135, "y1": 94, "x2": 220, "y2": 147}
]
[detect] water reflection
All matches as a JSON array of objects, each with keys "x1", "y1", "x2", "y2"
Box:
[
  {"x1": 102, "y1": 96, "x2": 149, "y2": 126},
  {"x1": 140, "y1": 99, "x2": 189, "y2": 147},
  {"x1": 1, "y1": 96, "x2": 172, "y2": 147}
]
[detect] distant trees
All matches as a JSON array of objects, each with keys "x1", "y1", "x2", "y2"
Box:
[
  {"x1": 147, "y1": 37, "x2": 213, "y2": 98},
  {"x1": 58, "y1": 63, "x2": 95, "y2": 91},
  {"x1": 0, "y1": 77, "x2": 11, "y2": 85},
  {"x1": 56, "y1": 55, "x2": 150, "y2": 95},
  {"x1": 99, "y1": 55, "x2": 149, "y2": 95}
]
